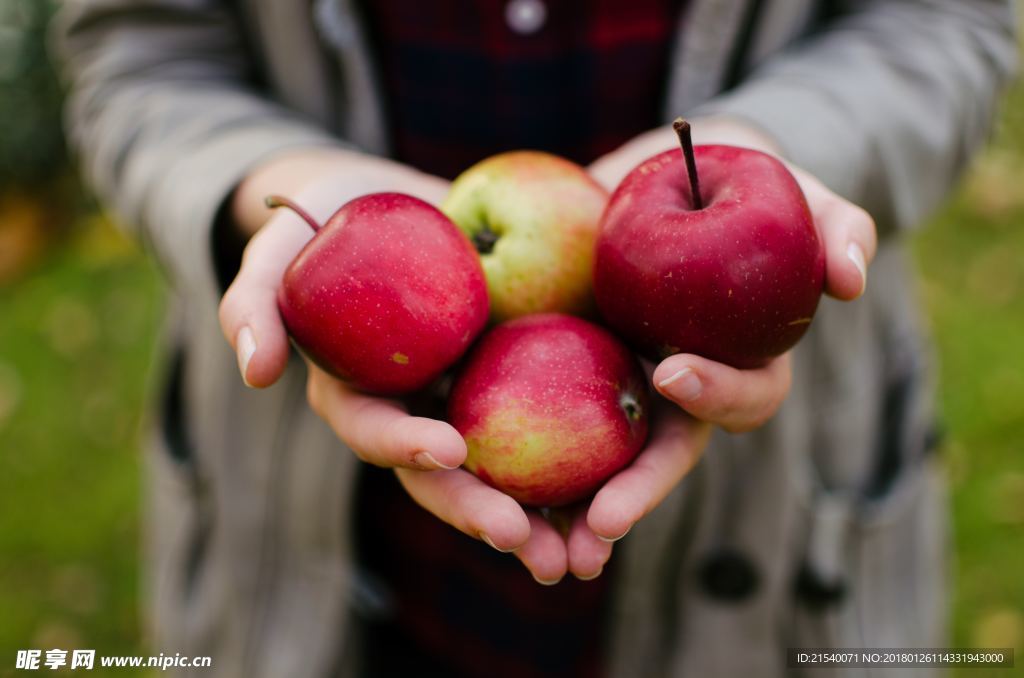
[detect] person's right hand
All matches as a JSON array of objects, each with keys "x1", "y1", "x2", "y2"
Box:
[
  {"x1": 218, "y1": 147, "x2": 451, "y2": 387},
  {"x1": 216, "y1": 148, "x2": 541, "y2": 578}
]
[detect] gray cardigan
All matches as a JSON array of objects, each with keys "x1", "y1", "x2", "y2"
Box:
[{"x1": 55, "y1": 1, "x2": 1016, "y2": 676}]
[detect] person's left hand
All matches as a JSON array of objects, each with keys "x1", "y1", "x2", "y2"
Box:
[
  {"x1": 588, "y1": 115, "x2": 875, "y2": 425},
  {"x1": 561, "y1": 116, "x2": 877, "y2": 578}
]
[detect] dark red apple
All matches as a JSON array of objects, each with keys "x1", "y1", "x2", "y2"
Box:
[
  {"x1": 448, "y1": 313, "x2": 649, "y2": 508},
  {"x1": 594, "y1": 119, "x2": 825, "y2": 369},
  {"x1": 270, "y1": 192, "x2": 488, "y2": 395}
]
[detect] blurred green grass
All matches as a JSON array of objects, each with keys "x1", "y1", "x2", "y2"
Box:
[
  {"x1": 910, "y1": 73, "x2": 1024, "y2": 665},
  {"x1": 0, "y1": 216, "x2": 163, "y2": 676},
  {"x1": 0, "y1": 64, "x2": 1022, "y2": 678}
]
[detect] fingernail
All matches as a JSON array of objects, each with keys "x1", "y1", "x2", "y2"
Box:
[
  {"x1": 657, "y1": 368, "x2": 702, "y2": 402},
  {"x1": 532, "y1": 573, "x2": 562, "y2": 586},
  {"x1": 479, "y1": 532, "x2": 515, "y2": 554},
  {"x1": 237, "y1": 326, "x2": 256, "y2": 387},
  {"x1": 575, "y1": 567, "x2": 604, "y2": 582},
  {"x1": 597, "y1": 525, "x2": 632, "y2": 543},
  {"x1": 414, "y1": 451, "x2": 458, "y2": 471},
  {"x1": 847, "y1": 242, "x2": 867, "y2": 296}
]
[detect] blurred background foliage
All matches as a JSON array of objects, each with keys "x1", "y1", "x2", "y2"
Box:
[
  {"x1": 0, "y1": 1, "x2": 1021, "y2": 677},
  {"x1": 0, "y1": 0, "x2": 64, "y2": 183},
  {"x1": 0, "y1": 0, "x2": 79, "y2": 287}
]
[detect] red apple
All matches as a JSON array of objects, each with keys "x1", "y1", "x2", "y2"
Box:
[
  {"x1": 594, "y1": 119, "x2": 825, "y2": 369},
  {"x1": 270, "y1": 192, "x2": 488, "y2": 395},
  {"x1": 448, "y1": 313, "x2": 649, "y2": 508}
]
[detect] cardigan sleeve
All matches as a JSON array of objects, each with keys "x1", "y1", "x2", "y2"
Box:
[
  {"x1": 693, "y1": 0, "x2": 1018, "y2": 234},
  {"x1": 53, "y1": 0, "x2": 345, "y2": 299}
]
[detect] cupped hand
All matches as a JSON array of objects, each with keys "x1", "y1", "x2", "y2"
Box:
[
  {"x1": 532, "y1": 117, "x2": 881, "y2": 579},
  {"x1": 303, "y1": 351, "x2": 710, "y2": 584},
  {"x1": 390, "y1": 399, "x2": 709, "y2": 585},
  {"x1": 218, "y1": 148, "x2": 450, "y2": 388},
  {"x1": 217, "y1": 149, "x2": 539, "y2": 576},
  {"x1": 589, "y1": 116, "x2": 877, "y2": 427},
  {"x1": 301, "y1": 332, "x2": 707, "y2": 584},
  {"x1": 216, "y1": 150, "x2": 486, "y2": 471}
]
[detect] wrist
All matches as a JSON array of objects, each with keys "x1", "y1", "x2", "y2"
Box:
[
  {"x1": 230, "y1": 148, "x2": 441, "y2": 239},
  {"x1": 686, "y1": 114, "x2": 784, "y2": 157},
  {"x1": 590, "y1": 117, "x2": 786, "y2": 192}
]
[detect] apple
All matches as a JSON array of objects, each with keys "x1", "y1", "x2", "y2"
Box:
[
  {"x1": 594, "y1": 119, "x2": 825, "y2": 369},
  {"x1": 448, "y1": 313, "x2": 649, "y2": 508},
  {"x1": 442, "y1": 151, "x2": 608, "y2": 322},
  {"x1": 269, "y1": 192, "x2": 488, "y2": 395}
]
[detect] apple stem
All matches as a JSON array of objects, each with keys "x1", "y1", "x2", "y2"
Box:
[
  {"x1": 672, "y1": 117, "x2": 703, "y2": 210},
  {"x1": 265, "y1": 195, "x2": 321, "y2": 232},
  {"x1": 472, "y1": 223, "x2": 500, "y2": 255}
]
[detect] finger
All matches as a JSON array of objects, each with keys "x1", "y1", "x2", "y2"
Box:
[
  {"x1": 218, "y1": 215, "x2": 312, "y2": 387},
  {"x1": 652, "y1": 352, "x2": 792, "y2": 433},
  {"x1": 395, "y1": 467, "x2": 531, "y2": 553},
  {"x1": 567, "y1": 507, "x2": 613, "y2": 580},
  {"x1": 793, "y1": 171, "x2": 878, "y2": 301},
  {"x1": 306, "y1": 364, "x2": 467, "y2": 470},
  {"x1": 513, "y1": 512, "x2": 570, "y2": 585},
  {"x1": 818, "y1": 195, "x2": 877, "y2": 301},
  {"x1": 588, "y1": 407, "x2": 710, "y2": 541}
]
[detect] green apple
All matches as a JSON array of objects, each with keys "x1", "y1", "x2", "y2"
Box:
[{"x1": 442, "y1": 151, "x2": 609, "y2": 322}]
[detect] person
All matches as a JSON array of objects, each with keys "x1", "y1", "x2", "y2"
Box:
[{"x1": 54, "y1": 1, "x2": 1016, "y2": 676}]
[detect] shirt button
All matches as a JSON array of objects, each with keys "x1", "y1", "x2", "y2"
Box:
[{"x1": 505, "y1": 0, "x2": 547, "y2": 35}]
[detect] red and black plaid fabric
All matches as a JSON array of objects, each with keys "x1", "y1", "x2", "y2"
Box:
[
  {"x1": 356, "y1": 465, "x2": 615, "y2": 678},
  {"x1": 359, "y1": 0, "x2": 687, "y2": 179},
  {"x1": 353, "y1": 2, "x2": 685, "y2": 676}
]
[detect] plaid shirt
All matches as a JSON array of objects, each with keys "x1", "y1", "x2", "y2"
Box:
[
  {"x1": 356, "y1": 2, "x2": 685, "y2": 676},
  {"x1": 360, "y1": 0, "x2": 686, "y2": 179}
]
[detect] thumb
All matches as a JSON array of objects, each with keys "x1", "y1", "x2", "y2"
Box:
[
  {"x1": 218, "y1": 213, "x2": 313, "y2": 387},
  {"x1": 789, "y1": 167, "x2": 877, "y2": 301}
]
